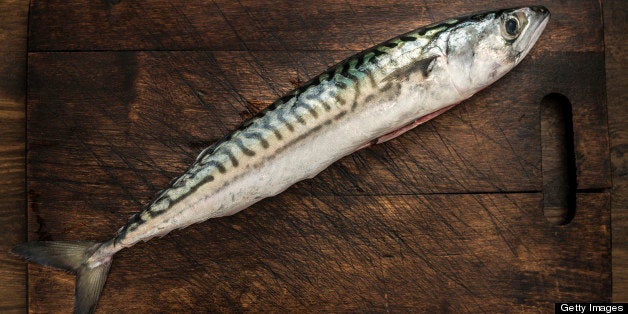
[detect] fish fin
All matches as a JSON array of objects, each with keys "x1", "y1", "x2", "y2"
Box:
[
  {"x1": 382, "y1": 55, "x2": 438, "y2": 82},
  {"x1": 12, "y1": 241, "x2": 112, "y2": 314},
  {"x1": 360, "y1": 103, "x2": 458, "y2": 149},
  {"x1": 75, "y1": 257, "x2": 112, "y2": 314}
]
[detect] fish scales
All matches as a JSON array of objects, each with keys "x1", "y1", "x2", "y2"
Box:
[
  {"x1": 12, "y1": 7, "x2": 550, "y2": 313},
  {"x1": 117, "y1": 19, "x2": 479, "y2": 242},
  {"x1": 116, "y1": 29, "x2": 440, "y2": 242}
]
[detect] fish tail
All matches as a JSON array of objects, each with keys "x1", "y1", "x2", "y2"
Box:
[{"x1": 12, "y1": 241, "x2": 112, "y2": 314}]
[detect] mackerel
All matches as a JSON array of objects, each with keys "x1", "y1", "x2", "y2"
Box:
[{"x1": 13, "y1": 6, "x2": 549, "y2": 313}]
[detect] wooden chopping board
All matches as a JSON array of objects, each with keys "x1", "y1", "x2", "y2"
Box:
[{"x1": 26, "y1": 0, "x2": 610, "y2": 312}]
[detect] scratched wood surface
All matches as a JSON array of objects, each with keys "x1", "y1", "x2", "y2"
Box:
[{"x1": 24, "y1": 0, "x2": 613, "y2": 312}]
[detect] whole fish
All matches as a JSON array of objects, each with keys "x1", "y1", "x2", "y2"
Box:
[{"x1": 13, "y1": 6, "x2": 549, "y2": 313}]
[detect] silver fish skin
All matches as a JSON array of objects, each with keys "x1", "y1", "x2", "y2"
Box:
[{"x1": 12, "y1": 6, "x2": 549, "y2": 313}]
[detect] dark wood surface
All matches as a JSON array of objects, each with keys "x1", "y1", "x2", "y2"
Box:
[
  {"x1": 28, "y1": 0, "x2": 602, "y2": 53},
  {"x1": 605, "y1": 0, "x2": 628, "y2": 303},
  {"x1": 0, "y1": 0, "x2": 625, "y2": 312},
  {"x1": 0, "y1": 0, "x2": 27, "y2": 313}
]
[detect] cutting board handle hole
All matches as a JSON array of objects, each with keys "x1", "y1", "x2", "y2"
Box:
[{"x1": 540, "y1": 93, "x2": 577, "y2": 225}]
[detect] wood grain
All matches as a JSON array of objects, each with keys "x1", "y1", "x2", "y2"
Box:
[
  {"x1": 0, "y1": 0, "x2": 27, "y2": 312},
  {"x1": 28, "y1": 0, "x2": 602, "y2": 54},
  {"x1": 27, "y1": 193, "x2": 610, "y2": 312},
  {"x1": 22, "y1": 0, "x2": 614, "y2": 312},
  {"x1": 604, "y1": 0, "x2": 628, "y2": 303}
]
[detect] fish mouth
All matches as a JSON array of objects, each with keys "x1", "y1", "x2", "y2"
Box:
[{"x1": 514, "y1": 6, "x2": 550, "y2": 63}]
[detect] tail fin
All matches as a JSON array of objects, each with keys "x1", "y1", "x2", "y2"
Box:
[{"x1": 12, "y1": 241, "x2": 112, "y2": 314}]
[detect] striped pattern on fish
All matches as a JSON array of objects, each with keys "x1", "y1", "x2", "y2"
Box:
[
  {"x1": 114, "y1": 23, "x2": 453, "y2": 244},
  {"x1": 12, "y1": 6, "x2": 549, "y2": 313}
]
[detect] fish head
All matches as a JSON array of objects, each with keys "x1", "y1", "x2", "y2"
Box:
[{"x1": 444, "y1": 6, "x2": 550, "y2": 96}]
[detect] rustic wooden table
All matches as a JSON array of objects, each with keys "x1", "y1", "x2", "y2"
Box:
[{"x1": 1, "y1": 0, "x2": 626, "y2": 312}]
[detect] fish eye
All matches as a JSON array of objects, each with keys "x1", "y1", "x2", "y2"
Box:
[
  {"x1": 501, "y1": 13, "x2": 526, "y2": 40},
  {"x1": 505, "y1": 18, "x2": 519, "y2": 35}
]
